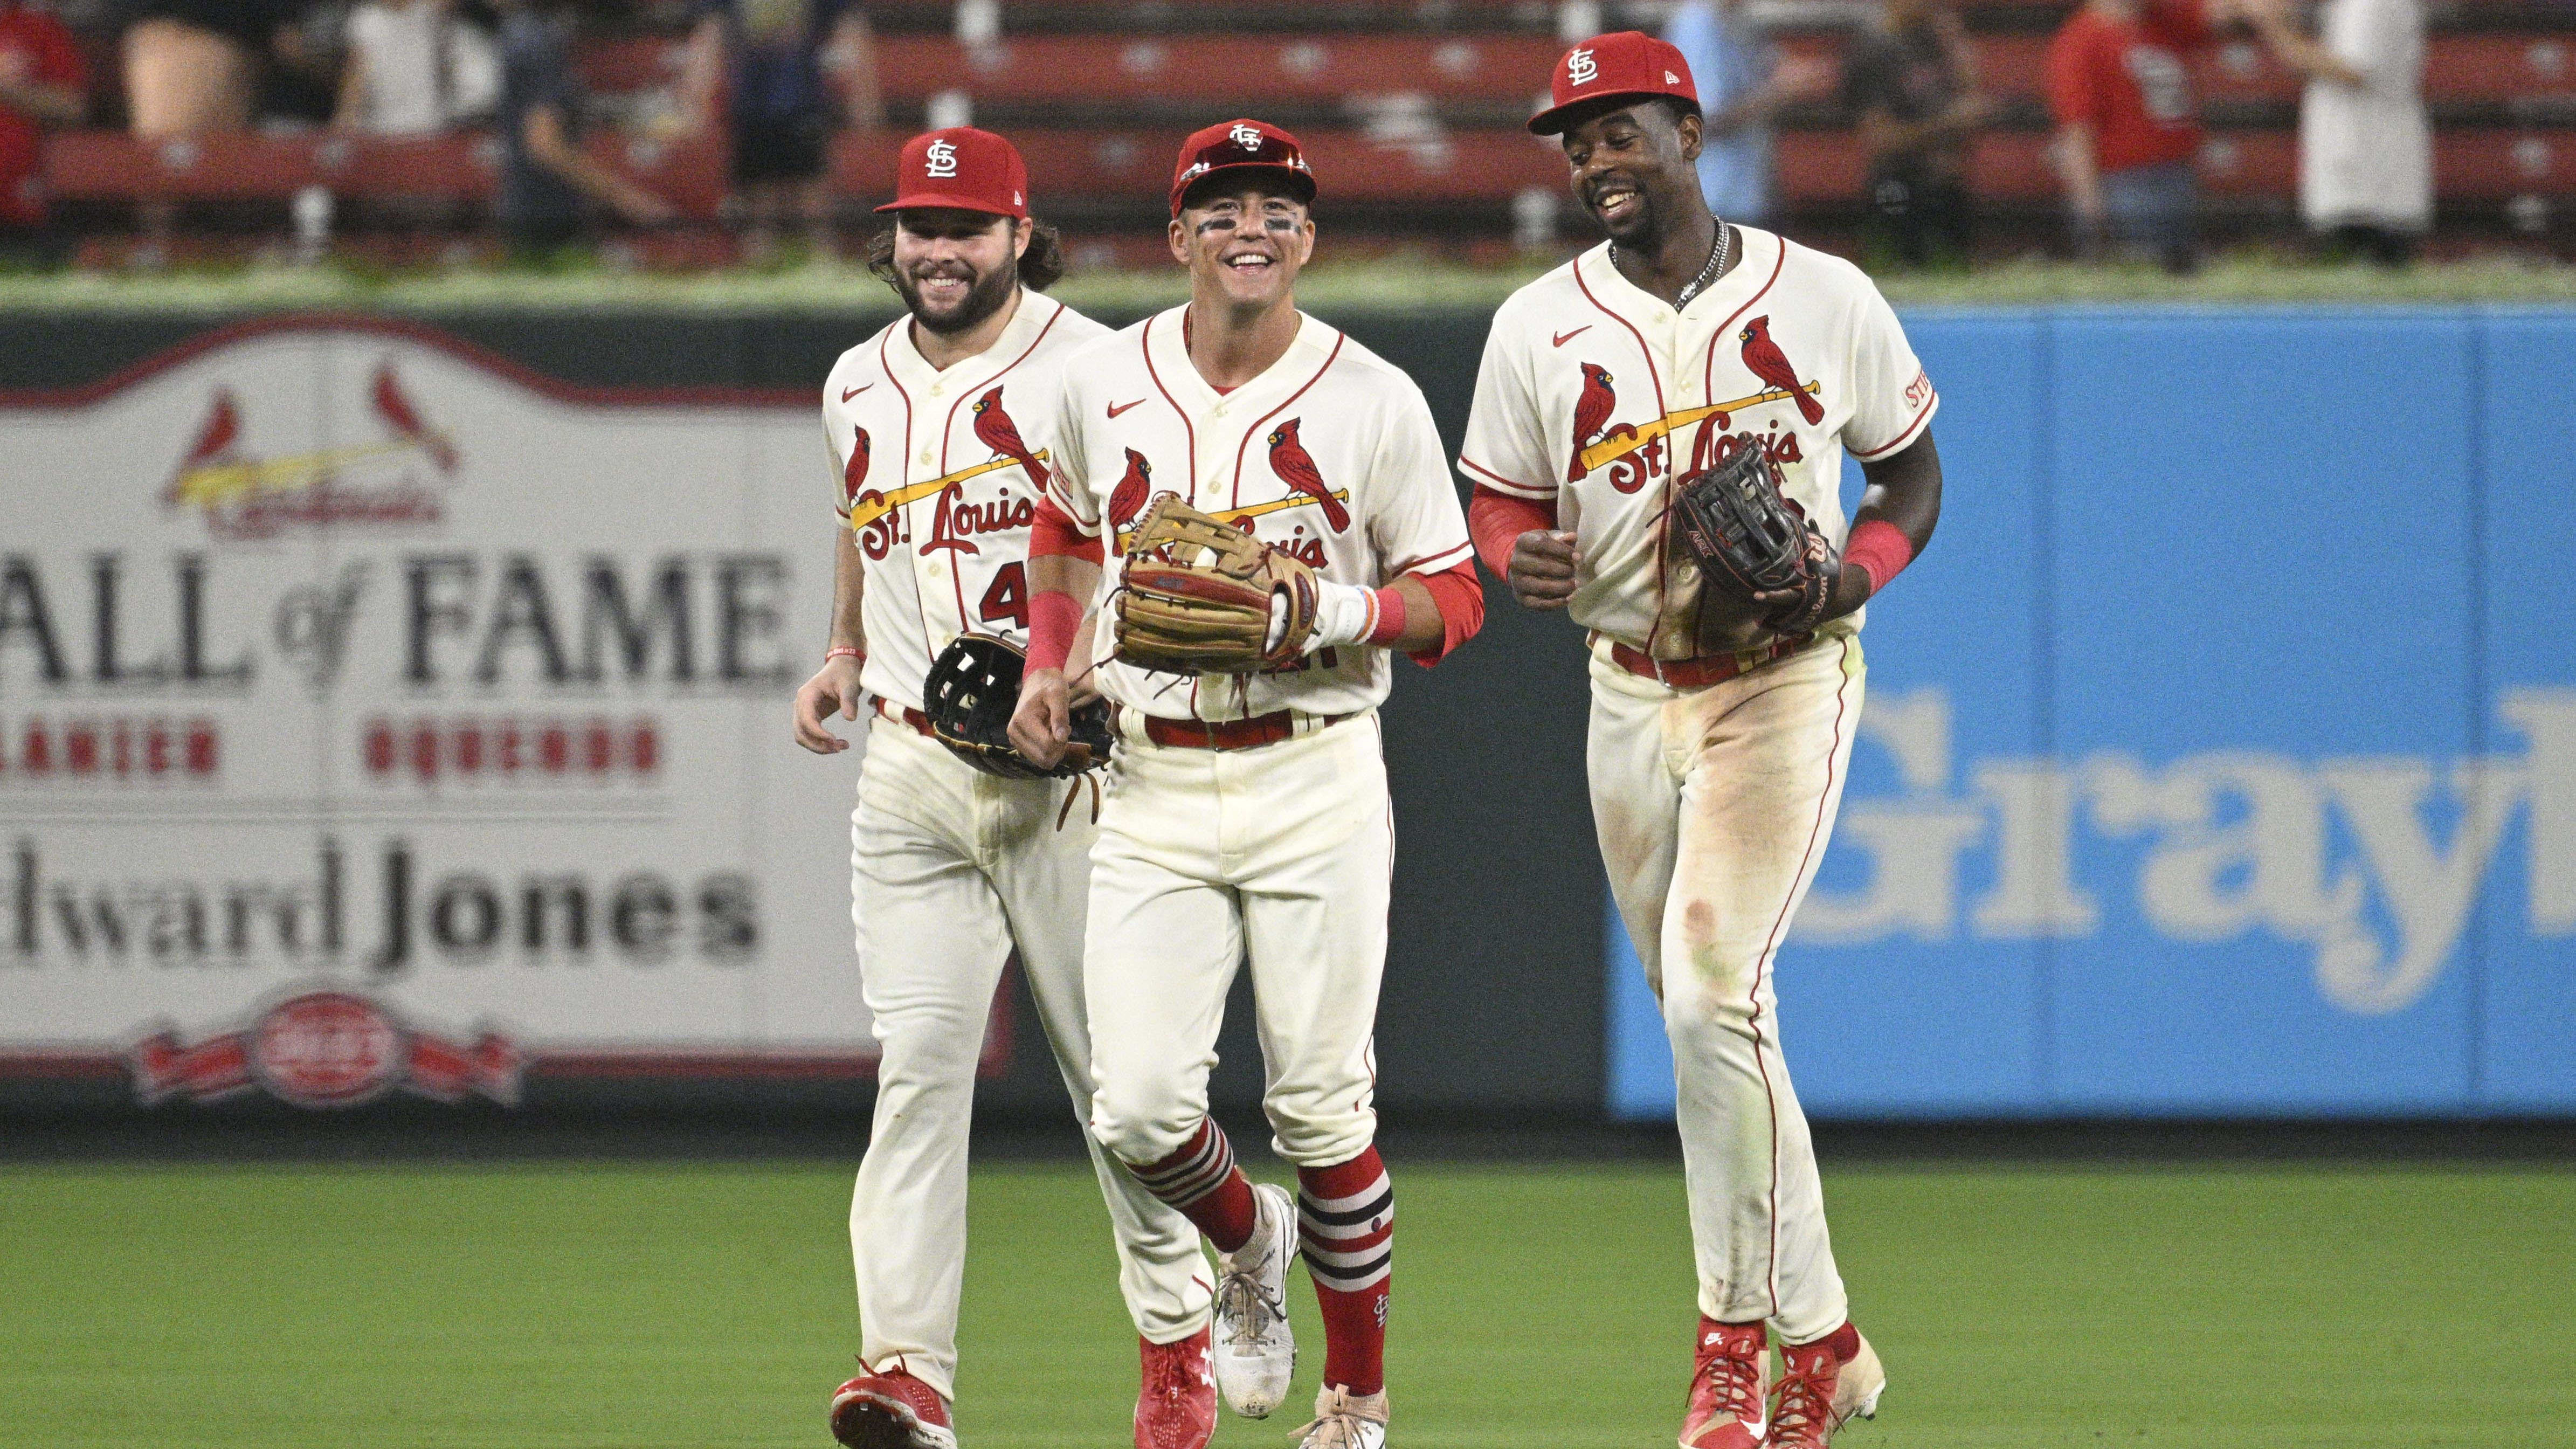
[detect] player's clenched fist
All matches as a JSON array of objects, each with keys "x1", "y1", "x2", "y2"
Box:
[
  {"x1": 791, "y1": 652, "x2": 865, "y2": 754},
  {"x1": 1008, "y1": 666, "x2": 1071, "y2": 769},
  {"x1": 1505, "y1": 529, "x2": 1581, "y2": 611}
]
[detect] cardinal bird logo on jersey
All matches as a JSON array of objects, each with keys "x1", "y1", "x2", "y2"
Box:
[
  {"x1": 1739, "y1": 316, "x2": 1825, "y2": 425},
  {"x1": 1265, "y1": 418, "x2": 1351, "y2": 533},
  {"x1": 971, "y1": 386, "x2": 1049, "y2": 491},
  {"x1": 1570, "y1": 362, "x2": 1617, "y2": 481},
  {"x1": 841, "y1": 424, "x2": 872, "y2": 513},
  {"x1": 1108, "y1": 447, "x2": 1155, "y2": 535}
]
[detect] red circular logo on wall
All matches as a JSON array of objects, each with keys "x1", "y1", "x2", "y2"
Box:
[{"x1": 248, "y1": 992, "x2": 405, "y2": 1108}]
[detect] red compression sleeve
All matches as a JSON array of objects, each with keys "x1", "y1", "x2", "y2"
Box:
[
  {"x1": 1365, "y1": 585, "x2": 1408, "y2": 646},
  {"x1": 1843, "y1": 518, "x2": 1916, "y2": 598},
  {"x1": 1403, "y1": 561, "x2": 1486, "y2": 667},
  {"x1": 1026, "y1": 498, "x2": 1100, "y2": 672},
  {"x1": 1468, "y1": 485, "x2": 1554, "y2": 581}
]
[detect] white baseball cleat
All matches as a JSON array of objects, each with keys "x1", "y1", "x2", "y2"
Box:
[
  {"x1": 1292, "y1": 1384, "x2": 1389, "y2": 1449},
  {"x1": 1210, "y1": 1181, "x2": 1299, "y2": 1418}
]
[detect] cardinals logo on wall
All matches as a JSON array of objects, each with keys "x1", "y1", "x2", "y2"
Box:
[
  {"x1": 1570, "y1": 362, "x2": 1617, "y2": 481},
  {"x1": 165, "y1": 362, "x2": 460, "y2": 541},
  {"x1": 1265, "y1": 419, "x2": 1350, "y2": 533},
  {"x1": 971, "y1": 387, "x2": 1049, "y2": 492},
  {"x1": 1739, "y1": 317, "x2": 1825, "y2": 425}
]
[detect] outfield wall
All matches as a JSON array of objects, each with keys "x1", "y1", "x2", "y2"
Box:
[{"x1": 0, "y1": 305, "x2": 2566, "y2": 1124}]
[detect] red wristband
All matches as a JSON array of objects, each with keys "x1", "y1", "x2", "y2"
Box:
[
  {"x1": 1843, "y1": 519, "x2": 1915, "y2": 598},
  {"x1": 825, "y1": 646, "x2": 863, "y2": 663},
  {"x1": 1365, "y1": 584, "x2": 1407, "y2": 646},
  {"x1": 1026, "y1": 590, "x2": 1082, "y2": 673}
]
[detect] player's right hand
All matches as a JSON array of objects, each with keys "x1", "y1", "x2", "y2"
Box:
[
  {"x1": 792, "y1": 654, "x2": 865, "y2": 755},
  {"x1": 1009, "y1": 667, "x2": 1072, "y2": 769},
  {"x1": 1506, "y1": 529, "x2": 1581, "y2": 611}
]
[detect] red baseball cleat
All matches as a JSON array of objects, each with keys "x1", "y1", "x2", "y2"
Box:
[
  {"x1": 1134, "y1": 1328, "x2": 1218, "y2": 1449},
  {"x1": 1680, "y1": 1319, "x2": 1770, "y2": 1449},
  {"x1": 1763, "y1": 1327, "x2": 1884, "y2": 1448},
  {"x1": 830, "y1": 1362, "x2": 958, "y2": 1449}
]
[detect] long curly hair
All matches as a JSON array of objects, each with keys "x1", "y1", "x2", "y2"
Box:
[{"x1": 866, "y1": 217, "x2": 1067, "y2": 295}]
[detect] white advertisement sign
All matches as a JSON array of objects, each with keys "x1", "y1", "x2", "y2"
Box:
[{"x1": 0, "y1": 318, "x2": 890, "y2": 1107}]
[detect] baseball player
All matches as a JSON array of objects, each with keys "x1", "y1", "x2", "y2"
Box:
[
  {"x1": 792, "y1": 127, "x2": 1218, "y2": 1449},
  {"x1": 1004, "y1": 120, "x2": 1484, "y2": 1449},
  {"x1": 1458, "y1": 33, "x2": 1943, "y2": 1449}
]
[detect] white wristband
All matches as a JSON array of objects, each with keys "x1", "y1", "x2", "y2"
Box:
[{"x1": 1306, "y1": 578, "x2": 1377, "y2": 654}]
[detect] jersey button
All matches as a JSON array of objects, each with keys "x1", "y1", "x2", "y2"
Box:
[{"x1": 919, "y1": 450, "x2": 934, "y2": 466}]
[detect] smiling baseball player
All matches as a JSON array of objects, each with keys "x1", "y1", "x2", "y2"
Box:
[
  {"x1": 1005, "y1": 120, "x2": 1485, "y2": 1449},
  {"x1": 792, "y1": 127, "x2": 1217, "y2": 1449},
  {"x1": 1459, "y1": 34, "x2": 1944, "y2": 1449}
]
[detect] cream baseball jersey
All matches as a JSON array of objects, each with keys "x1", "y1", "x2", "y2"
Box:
[
  {"x1": 1046, "y1": 306, "x2": 1473, "y2": 722},
  {"x1": 823, "y1": 292, "x2": 1110, "y2": 712},
  {"x1": 1458, "y1": 227, "x2": 1936, "y2": 653}
]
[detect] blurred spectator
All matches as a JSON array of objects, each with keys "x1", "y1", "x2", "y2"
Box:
[
  {"x1": 2251, "y1": 0, "x2": 2427, "y2": 266},
  {"x1": 0, "y1": 0, "x2": 85, "y2": 261},
  {"x1": 679, "y1": 0, "x2": 879, "y2": 261},
  {"x1": 2048, "y1": 0, "x2": 2239, "y2": 272},
  {"x1": 1663, "y1": 0, "x2": 1833, "y2": 227},
  {"x1": 121, "y1": 0, "x2": 296, "y2": 135},
  {"x1": 496, "y1": 0, "x2": 674, "y2": 259},
  {"x1": 335, "y1": 0, "x2": 499, "y2": 134},
  {"x1": 1842, "y1": 0, "x2": 1991, "y2": 268}
]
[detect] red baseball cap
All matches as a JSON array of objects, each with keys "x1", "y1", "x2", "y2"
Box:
[
  {"x1": 1169, "y1": 119, "x2": 1316, "y2": 217},
  {"x1": 874, "y1": 127, "x2": 1030, "y2": 218},
  {"x1": 1527, "y1": 31, "x2": 1701, "y2": 135}
]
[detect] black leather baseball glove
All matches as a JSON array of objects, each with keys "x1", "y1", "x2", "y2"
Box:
[
  {"x1": 922, "y1": 634, "x2": 1114, "y2": 780},
  {"x1": 1670, "y1": 444, "x2": 1839, "y2": 638}
]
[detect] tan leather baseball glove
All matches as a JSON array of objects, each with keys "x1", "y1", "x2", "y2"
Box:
[{"x1": 1114, "y1": 493, "x2": 1320, "y2": 674}]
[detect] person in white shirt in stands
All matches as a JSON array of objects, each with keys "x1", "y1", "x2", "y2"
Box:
[
  {"x1": 2251, "y1": 0, "x2": 2429, "y2": 266},
  {"x1": 334, "y1": 0, "x2": 500, "y2": 134}
]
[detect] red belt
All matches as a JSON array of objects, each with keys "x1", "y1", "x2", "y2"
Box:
[
  {"x1": 874, "y1": 697, "x2": 936, "y2": 739},
  {"x1": 1606, "y1": 633, "x2": 1817, "y2": 690},
  {"x1": 1141, "y1": 709, "x2": 1352, "y2": 751}
]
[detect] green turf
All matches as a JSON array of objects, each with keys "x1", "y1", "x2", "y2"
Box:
[
  {"x1": 8, "y1": 253, "x2": 2576, "y2": 313},
  {"x1": 4, "y1": 1161, "x2": 2571, "y2": 1446}
]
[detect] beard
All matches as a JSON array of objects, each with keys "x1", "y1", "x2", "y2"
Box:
[{"x1": 900, "y1": 256, "x2": 1020, "y2": 336}]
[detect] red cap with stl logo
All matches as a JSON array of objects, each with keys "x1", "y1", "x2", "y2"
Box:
[
  {"x1": 1527, "y1": 31, "x2": 1701, "y2": 135},
  {"x1": 1169, "y1": 118, "x2": 1317, "y2": 216},
  {"x1": 874, "y1": 127, "x2": 1031, "y2": 218}
]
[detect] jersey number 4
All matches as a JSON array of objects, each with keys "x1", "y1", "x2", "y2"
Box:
[{"x1": 978, "y1": 562, "x2": 1028, "y2": 630}]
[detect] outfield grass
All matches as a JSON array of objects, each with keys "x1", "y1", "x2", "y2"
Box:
[
  {"x1": 6, "y1": 253, "x2": 2576, "y2": 314},
  {"x1": 3, "y1": 1161, "x2": 2570, "y2": 1447}
]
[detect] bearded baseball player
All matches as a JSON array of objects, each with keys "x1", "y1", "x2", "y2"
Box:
[
  {"x1": 1459, "y1": 33, "x2": 1943, "y2": 1449},
  {"x1": 792, "y1": 127, "x2": 1217, "y2": 1449},
  {"x1": 1004, "y1": 120, "x2": 1484, "y2": 1449}
]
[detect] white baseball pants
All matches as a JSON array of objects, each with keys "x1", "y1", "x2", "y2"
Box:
[
  {"x1": 1587, "y1": 632, "x2": 1866, "y2": 1344},
  {"x1": 848, "y1": 719, "x2": 1213, "y2": 1403},
  {"x1": 1083, "y1": 712, "x2": 1390, "y2": 1171}
]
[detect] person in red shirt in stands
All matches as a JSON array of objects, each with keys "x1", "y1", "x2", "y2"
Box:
[
  {"x1": 2048, "y1": 0, "x2": 2245, "y2": 272},
  {"x1": 0, "y1": 0, "x2": 85, "y2": 264}
]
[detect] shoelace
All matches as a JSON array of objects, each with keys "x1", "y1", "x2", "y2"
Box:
[
  {"x1": 1214, "y1": 1260, "x2": 1284, "y2": 1348},
  {"x1": 1694, "y1": 1341, "x2": 1765, "y2": 1423},
  {"x1": 1290, "y1": 1392, "x2": 1386, "y2": 1448},
  {"x1": 1769, "y1": 1358, "x2": 1835, "y2": 1442}
]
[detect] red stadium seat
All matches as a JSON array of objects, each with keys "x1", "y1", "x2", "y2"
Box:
[
  {"x1": 44, "y1": 130, "x2": 727, "y2": 219},
  {"x1": 867, "y1": 33, "x2": 1565, "y2": 105},
  {"x1": 576, "y1": 35, "x2": 690, "y2": 94},
  {"x1": 830, "y1": 126, "x2": 1565, "y2": 205}
]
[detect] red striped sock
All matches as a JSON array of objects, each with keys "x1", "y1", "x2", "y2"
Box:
[
  {"x1": 1127, "y1": 1119, "x2": 1258, "y2": 1253},
  {"x1": 1297, "y1": 1147, "x2": 1392, "y2": 1397}
]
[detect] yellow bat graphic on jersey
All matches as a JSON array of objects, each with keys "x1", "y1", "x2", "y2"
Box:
[
  {"x1": 1112, "y1": 488, "x2": 1351, "y2": 553},
  {"x1": 171, "y1": 438, "x2": 431, "y2": 508},
  {"x1": 1577, "y1": 382, "x2": 1821, "y2": 475},
  {"x1": 845, "y1": 449, "x2": 1051, "y2": 530}
]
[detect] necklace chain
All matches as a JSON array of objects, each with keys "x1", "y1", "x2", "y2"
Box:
[{"x1": 1612, "y1": 218, "x2": 1730, "y2": 309}]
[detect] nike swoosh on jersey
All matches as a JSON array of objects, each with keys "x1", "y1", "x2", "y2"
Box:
[
  {"x1": 841, "y1": 384, "x2": 873, "y2": 402},
  {"x1": 1107, "y1": 397, "x2": 1146, "y2": 418},
  {"x1": 1552, "y1": 326, "x2": 1591, "y2": 348}
]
